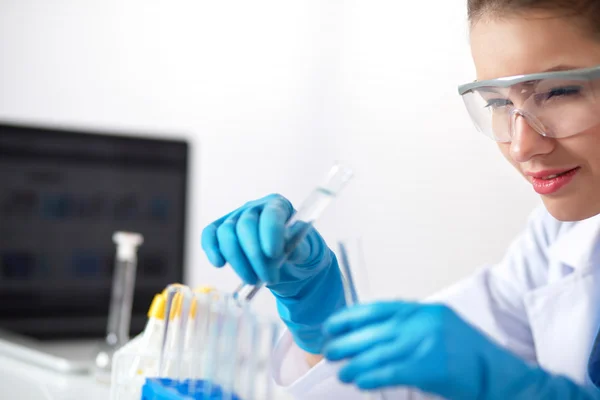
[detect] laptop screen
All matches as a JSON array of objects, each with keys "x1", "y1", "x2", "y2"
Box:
[{"x1": 0, "y1": 122, "x2": 188, "y2": 339}]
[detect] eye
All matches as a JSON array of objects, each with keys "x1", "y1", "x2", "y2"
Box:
[
  {"x1": 484, "y1": 98, "x2": 512, "y2": 109},
  {"x1": 544, "y1": 85, "x2": 582, "y2": 99}
]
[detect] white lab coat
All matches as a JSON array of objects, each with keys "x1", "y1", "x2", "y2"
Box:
[{"x1": 270, "y1": 205, "x2": 600, "y2": 399}]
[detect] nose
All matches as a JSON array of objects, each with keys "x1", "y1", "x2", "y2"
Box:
[{"x1": 509, "y1": 112, "x2": 555, "y2": 163}]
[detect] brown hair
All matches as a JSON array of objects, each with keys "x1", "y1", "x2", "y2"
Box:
[{"x1": 467, "y1": 0, "x2": 600, "y2": 37}]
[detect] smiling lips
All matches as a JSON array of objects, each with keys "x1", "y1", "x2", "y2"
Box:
[{"x1": 525, "y1": 167, "x2": 581, "y2": 195}]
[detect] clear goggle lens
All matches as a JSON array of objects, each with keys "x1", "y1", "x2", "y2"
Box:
[{"x1": 461, "y1": 77, "x2": 600, "y2": 142}]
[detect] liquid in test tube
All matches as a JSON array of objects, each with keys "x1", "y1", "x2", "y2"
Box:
[{"x1": 233, "y1": 162, "x2": 354, "y2": 303}]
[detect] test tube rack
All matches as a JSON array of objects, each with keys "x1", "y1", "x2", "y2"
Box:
[{"x1": 110, "y1": 284, "x2": 280, "y2": 400}]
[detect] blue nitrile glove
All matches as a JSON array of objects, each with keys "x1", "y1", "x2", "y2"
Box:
[
  {"x1": 322, "y1": 301, "x2": 600, "y2": 400},
  {"x1": 201, "y1": 193, "x2": 346, "y2": 354}
]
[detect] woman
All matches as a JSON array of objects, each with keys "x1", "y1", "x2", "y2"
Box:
[{"x1": 202, "y1": 0, "x2": 600, "y2": 398}]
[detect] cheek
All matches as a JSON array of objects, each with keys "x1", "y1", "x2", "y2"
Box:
[
  {"x1": 562, "y1": 126, "x2": 600, "y2": 170},
  {"x1": 585, "y1": 128, "x2": 600, "y2": 168},
  {"x1": 496, "y1": 143, "x2": 520, "y2": 170}
]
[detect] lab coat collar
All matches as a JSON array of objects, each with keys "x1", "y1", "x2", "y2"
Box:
[{"x1": 548, "y1": 212, "x2": 600, "y2": 270}]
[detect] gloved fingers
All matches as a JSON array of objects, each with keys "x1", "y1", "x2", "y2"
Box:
[
  {"x1": 351, "y1": 337, "x2": 437, "y2": 392},
  {"x1": 333, "y1": 311, "x2": 431, "y2": 383},
  {"x1": 323, "y1": 301, "x2": 420, "y2": 337},
  {"x1": 350, "y1": 307, "x2": 476, "y2": 394},
  {"x1": 201, "y1": 211, "x2": 237, "y2": 267},
  {"x1": 352, "y1": 364, "x2": 410, "y2": 391},
  {"x1": 337, "y1": 337, "x2": 419, "y2": 384},
  {"x1": 237, "y1": 206, "x2": 280, "y2": 284},
  {"x1": 323, "y1": 318, "x2": 398, "y2": 361},
  {"x1": 259, "y1": 195, "x2": 294, "y2": 259},
  {"x1": 216, "y1": 214, "x2": 259, "y2": 285}
]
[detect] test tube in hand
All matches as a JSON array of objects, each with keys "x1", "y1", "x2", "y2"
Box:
[
  {"x1": 233, "y1": 162, "x2": 354, "y2": 303},
  {"x1": 95, "y1": 231, "x2": 144, "y2": 377}
]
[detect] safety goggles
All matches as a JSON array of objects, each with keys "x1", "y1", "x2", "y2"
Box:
[{"x1": 458, "y1": 65, "x2": 600, "y2": 142}]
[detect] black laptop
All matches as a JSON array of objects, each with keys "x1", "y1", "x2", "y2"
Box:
[{"x1": 0, "y1": 121, "x2": 188, "y2": 372}]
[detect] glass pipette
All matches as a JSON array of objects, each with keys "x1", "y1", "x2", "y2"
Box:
[{"x1": 232, "y1": 162, "x2": 354, "y2": 304}]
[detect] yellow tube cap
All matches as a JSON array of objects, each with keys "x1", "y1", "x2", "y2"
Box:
[
  {"x1": 170, "y1": 292, "x2": 184, "y2": 319},
  {"x1": 147, "y1": 294, "x2": 166, "y2": 320}
]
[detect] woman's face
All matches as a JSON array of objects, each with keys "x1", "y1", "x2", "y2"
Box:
[{"x1": 470, "y1": 11, "x2": 600, "y2": 221}]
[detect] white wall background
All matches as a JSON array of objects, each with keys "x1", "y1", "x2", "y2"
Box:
[{"x1": 0, "y1": 0, "x2": 540, "y2": 313}]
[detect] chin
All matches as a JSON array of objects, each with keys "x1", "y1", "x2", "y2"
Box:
[{"x1": 542, "y1": 198, "x2": 600, "y2": 222}]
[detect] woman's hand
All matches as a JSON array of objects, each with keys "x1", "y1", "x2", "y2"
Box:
[
  {"x1": 201, "y1": 193, "x2": 346, "y2": 354},
  {"x1": 322, "y1": 301, "x2": 600, "y2": 400}
]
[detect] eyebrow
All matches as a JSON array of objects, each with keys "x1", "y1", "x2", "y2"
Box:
[
  {"x1": 541, "y1": 64, "x2": 582, "y2": 72},
  {"x1": 474, "y1": 64, "x2": 584, "y2": 84}
]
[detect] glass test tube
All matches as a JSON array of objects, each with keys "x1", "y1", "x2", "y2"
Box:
[
  {"x1": 220, "y1": 298, "x2": 241, "y2": 400},
  {"x1": 233, "y1": 162, "x2": 354, "y2": 303},
  {"x1": 338, "y1": 238, "x2": 390, "y2": 400},
  {"x1": 338, "y1": 238, "x2": 372, "y2": 306},
  {"x1": 158, "y1": 284, "x2": 193, "y2": 380},
  {"x1": 187, "y1": 291, "x2": 214, "y2": 394},
  {"x1": 202, "y1": 294, "x2": 228, "y2": 400},
  {"x1": 237, "y1": 309, "x2": 258, "y2": 400},
  {"x1": 95, "y1": 231, "x2": 144, "y2": 375},
  {"x1": 263, "y1": 320, "x2": 280, "y2": 400}
]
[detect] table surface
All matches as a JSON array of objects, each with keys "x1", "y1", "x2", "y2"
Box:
[
  {"x1": 0, "y1": 352, "x2": 110, "y2": 400},
  {"x1": 0, "y1": 343, "x2": 292, "y2": 400}
]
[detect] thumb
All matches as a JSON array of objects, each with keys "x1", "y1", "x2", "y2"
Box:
[{"x1": 286, "y1": 238, "x2": 312, "y2": 265}]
